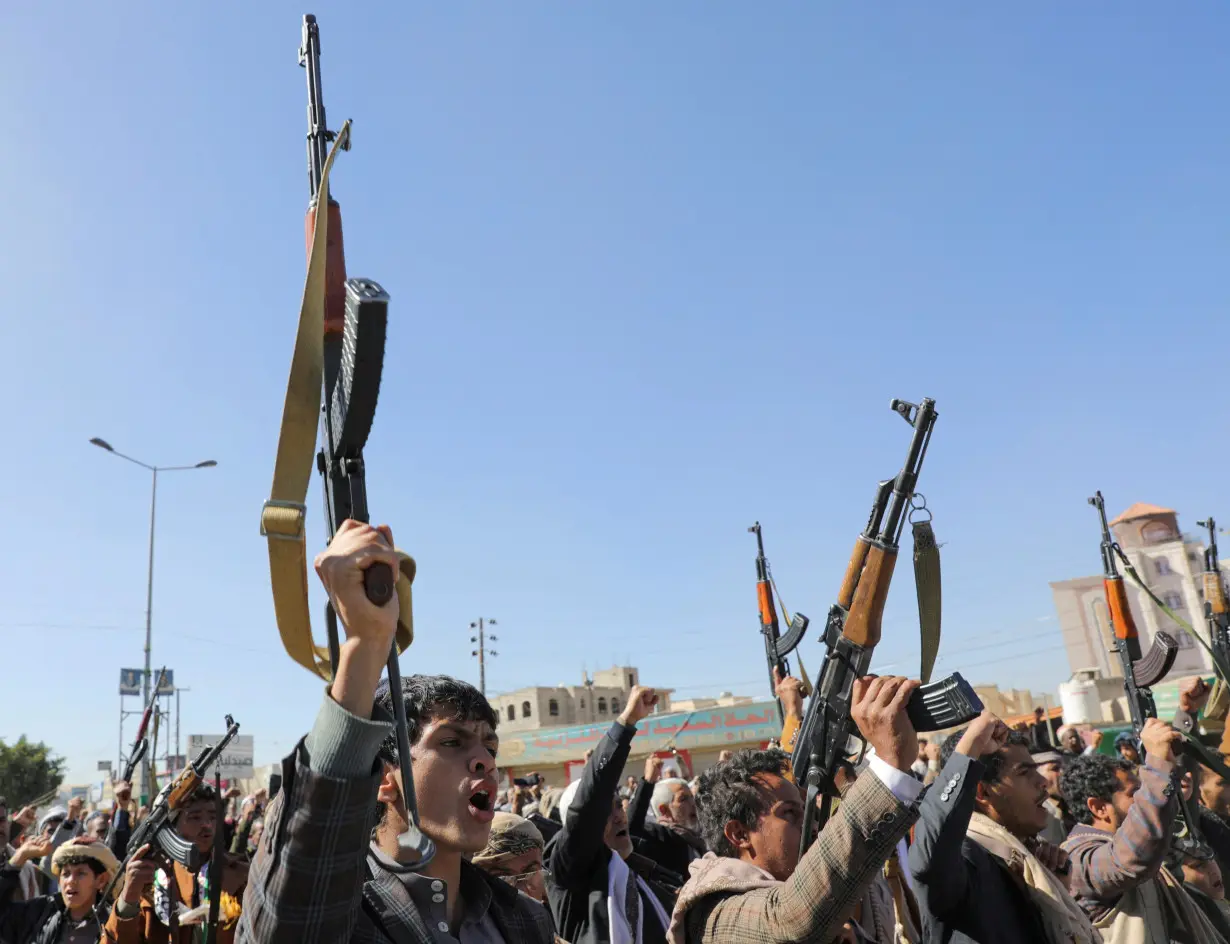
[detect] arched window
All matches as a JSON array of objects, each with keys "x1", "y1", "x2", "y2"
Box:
[
  {"x1": 521, "y1": 701, "x2": 532, "y2": 718},
  {"x1": 1142, "y1": 521, "x2": 1175, "y2": 544},
  {"x1": 506, "y1": 705, "x2": 515, "y2": 722},
  {"x1": 598, "y1": 697, "x2": 608, "y2": 714},
  {"x1": 549, "y1": 699, "x2": 560, "y2": 717},
  {"x1": 610, "y1": 698, "x2": 620, "y2": 713}
]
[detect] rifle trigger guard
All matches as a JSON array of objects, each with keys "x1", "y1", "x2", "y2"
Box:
[{"x1": 908, "y1": 494, "x2": 933, "y2": 525}]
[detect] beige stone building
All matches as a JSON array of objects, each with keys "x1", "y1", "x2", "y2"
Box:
[
  {"x1": 670, "y1": 693, "x2": 754, "y2": 712},
  {"x1": 1051, "y1": 502, "x2": 1224, "y2": 683},
  {"x1": 488, "y1": 665, "x2": 676, "y2": 733},
  {"x1": 972, "y1": 685, "x2": 1045, "y2": 719}
]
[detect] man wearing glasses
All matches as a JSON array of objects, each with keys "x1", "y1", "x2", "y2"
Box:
[{"x1": 472, "y1": 813, "x2": 553, "y2": 906}]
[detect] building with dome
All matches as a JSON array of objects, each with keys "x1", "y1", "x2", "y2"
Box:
[{"x1": 1050, "y1": 502, "x2": 1225, "y2": 688}]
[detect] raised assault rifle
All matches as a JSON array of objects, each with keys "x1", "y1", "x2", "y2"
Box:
[
  {"x1": 298, "y1": 14, "x2": 432, "y2": 867},
  {"x1": 1089, "y1": 491, "x2": 1217, "y2": 857},
  {"x1": 1197, "y1": 517, "x2": 1230, "y2": 754},
  {"x1": 119, "y1": 667, "x2": 166, "y2": 785},
  {"x1": 1198, "y1": 518, "x2": 1230, "y2": 684},
  {"x1": 749, "y1": 522, "x2": 809, "y2": 725},
  {"x1": 793, "y1": 398, "x2": 982, "y2": 858},
  {"x1": 103, "y1": 716, "x2": 241, "y2": 902}
]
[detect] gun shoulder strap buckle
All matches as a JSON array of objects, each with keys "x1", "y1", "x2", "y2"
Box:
[{"x1": 260, "y1": 119, "x2": 414, "y2": 682}]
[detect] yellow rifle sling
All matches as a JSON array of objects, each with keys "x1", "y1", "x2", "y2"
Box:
[{"x1": 260, "y1": 119, "x2": 414, "y2": 682}]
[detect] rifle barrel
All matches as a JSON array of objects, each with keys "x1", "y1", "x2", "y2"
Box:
[{"x1": 300, "y1": 14, "x2": 330, "y2": 199}]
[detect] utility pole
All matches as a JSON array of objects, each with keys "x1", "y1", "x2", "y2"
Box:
[
  {"x1": 175, "y1": 686, "x2": 191, "y2": 773},
  {"x1": 469, "y1": 618, "x2": 498, "y2": 696}
]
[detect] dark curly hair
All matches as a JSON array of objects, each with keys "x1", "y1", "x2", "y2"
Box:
[
  {"x1": 373, "y1": 674, "x2": 498, "y2": 765},
  {"x1": 695, "y1": 748, "x2": 791, "y2": 858},
  {"x1": 939, "y1": 729, "x2": 1031, "y2": 784},
  {"x1": 1060, "y1": 753, "x2": 1133, "y2": 826}
]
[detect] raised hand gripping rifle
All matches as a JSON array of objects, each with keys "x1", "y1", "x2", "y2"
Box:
[
  {"x1": 259, "y1": 14, "x2": 432, "y2": 866},
  {"x1": 749, "y1": 522, "x2": 810, "y2": 724},
  {"x1": 1088, "y1": 491, "x2": 1225, "y2": 857},
  {"x1": 102, "y1": 716, "x2": 241, "y2": 902},
  {"x1": 792, "y1": 398, "x2": 982, "y2": 858}
]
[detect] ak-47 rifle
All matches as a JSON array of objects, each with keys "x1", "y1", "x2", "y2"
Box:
[
  {"x1": 1197, "y1": 518, "x2": 1230, "y2": 752},
  {"x1": 103, "y1": 716, "x2": 242, "y2": 902},
  {"x1": 120, "y1": 667, "x2": 165, "y2": 785},
  {"x1": 259, "y1": 15, "x2": 432, "y2": 867},
  {"x1": 1198, "y1": 518, "x2": 1230, "y2": 681},
  {"x1": 748, "y1": 522, "x2": 810, "y2": 725},
  {"x1": 1089, "y1": 491, "x2": 1217, "y2": 856},
  {"x1": 792, "y1": 398, "x2": 982, "y2": 858}
]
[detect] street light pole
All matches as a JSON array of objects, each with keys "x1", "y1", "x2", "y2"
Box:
[{"x1": 90, "y1": 438, "x2": 216, "y2": 800}]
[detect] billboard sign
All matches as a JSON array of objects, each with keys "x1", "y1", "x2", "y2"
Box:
[
  {"x1": 119, "y1": 669, "x2": 175, "y2": 696},
  {"x1": 187, "y1": 734, "x2": 253, "y2": 779}
]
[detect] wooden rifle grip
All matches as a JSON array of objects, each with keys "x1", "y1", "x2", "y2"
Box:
[
  {"x1": 838, "y1": 537, "x2": 872, "y2": 610},
  {"x1": 756, "y1": 583, "x2": 774, "y2": 627},
  {"x1": 1204, "y1": 572, "x2": 1228, "y2": 615},
  {"x1": 843, "y1": 544, "x2": 896, "y2": 647},
  {"x1": 364, "y1": 562, "x2": 395, "y2": 606},
  {"x1": 1104, "y1": 577, "x2": 1137, "y2": 640},
  {"x1": 305, "y1": 198, "x2": 348, "y2": 335}
]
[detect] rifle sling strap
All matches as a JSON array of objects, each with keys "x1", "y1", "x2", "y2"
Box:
[
  {"x1": 914, "y1": 517, "x2": 942, "y2": 684},
  {"x1": 260, "y1": 119, "x2": 414, "y2": 683}
]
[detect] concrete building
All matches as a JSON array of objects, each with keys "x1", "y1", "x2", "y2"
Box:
[
  {"x1": 1051, "y1": 502, "x2": 1223, "y2": 683},
  {"x1": 488, "y1": 666, "x2": 676, "y2": 734},
  {"x1": 670, "y1": 693, "x2": 754, "y2": 712},
  {"x1": 972, "y1": 685, "x2": 1045, "y2": 719}
]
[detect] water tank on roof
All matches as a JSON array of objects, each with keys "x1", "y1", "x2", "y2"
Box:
[{"x1": 1059, "y1": 671, "x2": 1101, "y2": 724}]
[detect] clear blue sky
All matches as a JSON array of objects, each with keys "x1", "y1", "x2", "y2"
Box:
[{"x1": 4, "y1": 3, "x2": 1230, "y2": 788}]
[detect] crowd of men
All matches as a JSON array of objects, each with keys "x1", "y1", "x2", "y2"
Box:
[{"x1": 3, "y1": 519, "x2": 1230, "y2": 942}]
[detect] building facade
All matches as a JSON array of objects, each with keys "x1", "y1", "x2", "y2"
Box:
[
  {"x1": 1051, "y1": 502, "x2": 1223, "y2": 683},
  {"x1": 487, "y1": 665, "x2": 676, "y2": 734}
]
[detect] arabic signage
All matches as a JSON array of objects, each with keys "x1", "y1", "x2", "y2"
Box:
[
  {"x1": 187, "y1": 734, "x2": 254, "y2": 779},
  {"x1": 498, "y1": 701, "x2": 780, "y2": 766}
]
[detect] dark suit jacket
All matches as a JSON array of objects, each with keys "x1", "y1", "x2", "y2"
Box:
[
  {"x1": 908, "y1": 753, "x2": 1051, "y2": 944},
  {"x1": 239, "y1": 739, "x2": 554, "y2": 944},
  {"x1": 546, "y1": 722, "x2": 675, "y2": 944}
]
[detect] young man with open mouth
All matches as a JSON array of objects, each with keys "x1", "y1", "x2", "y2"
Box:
[{"x1": 239, "y1": 520, "x2": 554, "y2": 943}]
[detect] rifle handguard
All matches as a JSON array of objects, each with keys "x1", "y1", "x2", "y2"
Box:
[
  {"x1": 1133, "y1": 632, "x2": 1179, "y2": 689},
  {"x1": 906, "y1": 672, "x2": 983, "y2": 732}
]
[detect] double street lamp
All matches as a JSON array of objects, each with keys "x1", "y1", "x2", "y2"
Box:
[{"x1": 89, "y1": 438, "x2": 216, "y2": 799}]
